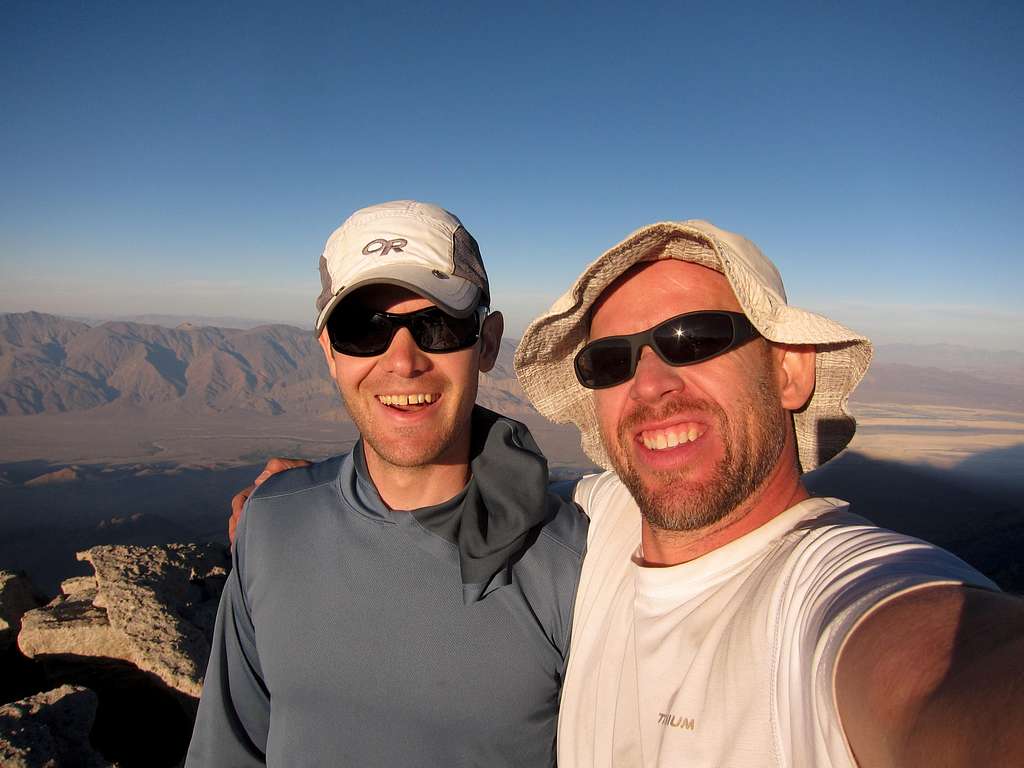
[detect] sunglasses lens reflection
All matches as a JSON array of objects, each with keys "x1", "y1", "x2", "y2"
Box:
[
  {"x1": 653, "y1": 313, "x2": 734, "y2": 364},
  {"x1": 328, "y1": 306, "x2": 395, "y2": 355},
  {"x1": 577, "y1": 338, "x2": 633, "y2": 388},
  {"x1": 412, "y1": 312, "x2": 479, "y2": 352}
]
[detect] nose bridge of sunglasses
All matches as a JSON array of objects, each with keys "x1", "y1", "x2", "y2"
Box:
[
  {"x1": 638, "y1": 336, "x2": 683, "y2": 374},
  {"x1": 383, "y1": 321, "x2": 424, "y2": 354},
  {"x1": 376, "y1": 326, "x2": 431, "y2": 378}
]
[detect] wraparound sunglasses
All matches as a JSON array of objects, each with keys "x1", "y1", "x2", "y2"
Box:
[
  {"x1": 327, "y1": 304, "x2": 488, "y2": 357},
  {"x1": 574, "y1": 310, "x2": 760, "y2": 389}
]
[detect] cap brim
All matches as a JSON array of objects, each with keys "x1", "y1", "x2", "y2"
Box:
[{"x1": 315, "y1": 264, "x2": 481, "y2": 332}]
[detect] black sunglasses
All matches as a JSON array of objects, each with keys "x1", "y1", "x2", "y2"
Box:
[
  {"x1": 327, "y1": 303, "x2": 488, "y2": 357},
  {"x1": 574, "y1": 310, "x2": 760, "y2": 389}
]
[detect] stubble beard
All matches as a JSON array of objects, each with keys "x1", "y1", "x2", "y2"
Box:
[
  {"x1": 606, "y1": 375, "x2": 787, "y2": 533},
  {"x1": 345, "y1": 388, "x2": 475, "y2": 471},
  {"x1": 362, "y1": 419, "x2": 461, "y2": 468}
]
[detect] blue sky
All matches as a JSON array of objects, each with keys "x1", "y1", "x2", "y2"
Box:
[{"x1": 2, "y1": 1, "x2": 1022, "y2": 349}]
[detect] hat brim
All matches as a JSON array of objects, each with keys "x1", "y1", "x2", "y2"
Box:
[
  {"x1": 513, "y1": 221, "x2": 873, "y2": 472},
  {"x1": 315, "y1": 264, "x2": 482, "y2": 333}
]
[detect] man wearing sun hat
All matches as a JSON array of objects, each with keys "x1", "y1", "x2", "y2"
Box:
[
  {"x1": 187, "y1": 201, "x2": 587, "y2": 766},
  {"x1": 515, "y1": 220, "x2": 1024, "y2": 767}
]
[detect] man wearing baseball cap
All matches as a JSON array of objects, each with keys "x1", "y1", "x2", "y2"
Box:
[
  {"x1": 514, "y1": 220, "x2": 1024, "y2": 766},
  {"x1": 187, "y1": 201, "x2": 587, "y2": 766}
]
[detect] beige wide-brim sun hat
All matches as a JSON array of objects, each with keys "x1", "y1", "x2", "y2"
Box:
[{"x1": 514, "y1": 219, "x2": 873, "y2": 472}]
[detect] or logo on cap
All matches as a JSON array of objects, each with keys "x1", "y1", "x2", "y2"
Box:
[{"x1": 362, "y1": 238, "x2": 408, "y2": 257}]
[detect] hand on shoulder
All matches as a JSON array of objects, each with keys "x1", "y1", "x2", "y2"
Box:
[{"x1": 229, "y1": 457, "x2": 312, "y2": 545}]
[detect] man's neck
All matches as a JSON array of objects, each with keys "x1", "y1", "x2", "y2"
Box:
[
  {"x1": 639, "y1": 443, "x2": 809, "y2": 567},
  {"x1": 363, "y1": 447, "x2": 471, "y2": 511}
]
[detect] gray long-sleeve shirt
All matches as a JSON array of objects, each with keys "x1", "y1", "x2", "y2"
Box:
[{"x1": 187, "y1": 414, "x2": 588, "y2": 767}]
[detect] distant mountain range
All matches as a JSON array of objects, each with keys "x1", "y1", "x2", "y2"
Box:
[
  {"x1": 872, "y1": 342, "x2": 1024, "y2": 380},
  {"x1": 854, "y1": 363, "x2": 1024, "y2": 411},
  {"x1": 65, "y1": 312, "x2": 311, "y2": 331},
  {"x1": 1, "y1": 311, "x2": 1021, "y2": 417},
  {"x1": 0, "y1": 312, "x2": 530, "y2": 418}
]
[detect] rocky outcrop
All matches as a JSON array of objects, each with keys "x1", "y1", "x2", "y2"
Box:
[
  {"x1": 0, "y1": 685, "x2": 109, "y2": 767},
  {"x1": 18, "y1": 543, "x2": 229, "y2": 698},
  {"x1": 17, "y1": 578, "x2": 122, "y2": 664},
  {"x1": 0, "y1": 571, "x2": 42, "y2": 652}
]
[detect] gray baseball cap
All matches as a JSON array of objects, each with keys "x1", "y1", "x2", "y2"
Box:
[{"x1": 314, "y1": 200, "x2": 490, "y2": 332}]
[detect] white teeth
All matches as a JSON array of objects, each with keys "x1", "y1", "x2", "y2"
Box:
[
  {"x1": 378, "y1": 393, "x2": 438, "y2": 406},
  {"x1": 640, "y1": 423, "x2": 704, "y2": 451}
]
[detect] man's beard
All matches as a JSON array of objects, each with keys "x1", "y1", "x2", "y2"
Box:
[{"x1": 606, "y1": 375, "x2": 787, "y2": 533}]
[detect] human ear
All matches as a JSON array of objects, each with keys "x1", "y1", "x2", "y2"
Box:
[
  {"x1": 772, "y1": 343, "x2": 816, "y2": 411},
  {"x1": 317, "y1": 329, "x2": 338, "y2": 379},
  {"x1": 477, "y1": 311, "x2": 504, "y2": 373}
]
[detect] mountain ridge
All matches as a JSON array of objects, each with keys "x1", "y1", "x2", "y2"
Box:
[
  {"x1": 0, "y1": 312, "x2": 531, "y2": 418},
  {"x1": 2, "y1": 311, "x2": 1021, "y2": 417}
]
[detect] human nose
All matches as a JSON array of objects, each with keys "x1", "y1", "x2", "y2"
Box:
[
  {"x1": 629, "y1": 345, "x2": 684, "y2": 403},
  {"x1": 380, "y1": 327, "x2": 430, "y2": 377}
]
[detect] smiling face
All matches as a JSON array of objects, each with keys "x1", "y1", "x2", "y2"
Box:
[
  {"x1": 590, "y1": 259, "x2": 790, "y2": 533},
  {"x1": 318, "y1": 285, "x2": 501, "y2": 474}
]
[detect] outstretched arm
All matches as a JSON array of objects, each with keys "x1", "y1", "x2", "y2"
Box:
[{"x1": 836, "y1": 584, "x2": 1024, "y2": 767}]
